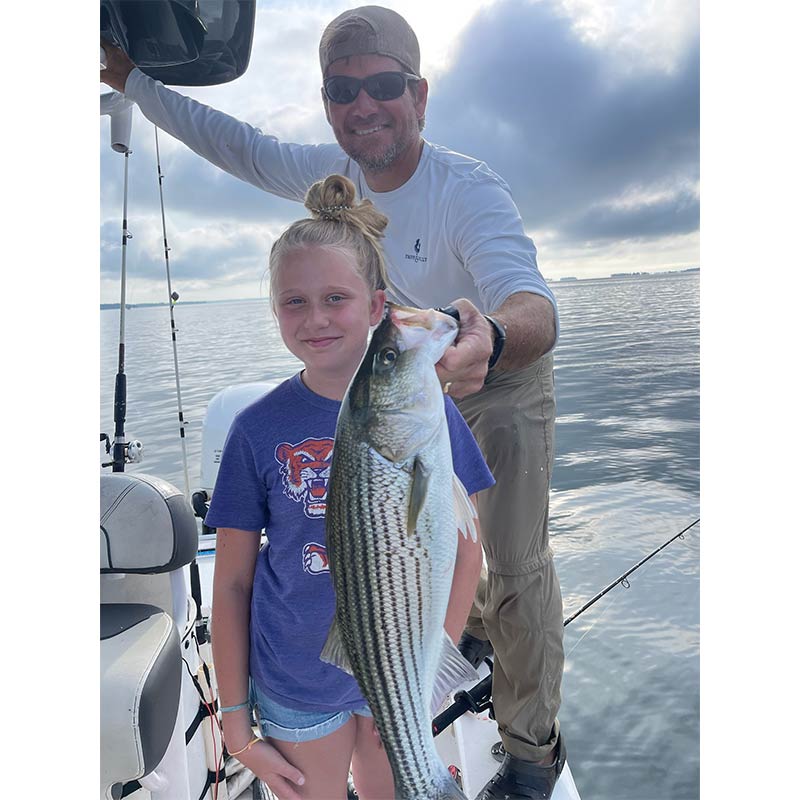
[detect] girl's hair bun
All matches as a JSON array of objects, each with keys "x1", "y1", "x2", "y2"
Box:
[
  {"x1": 268, "y1": 174, "x2": 392, "y2": 300},
  {"x1": 305, "y1": 175, "x2": 388, "y2": 241}
]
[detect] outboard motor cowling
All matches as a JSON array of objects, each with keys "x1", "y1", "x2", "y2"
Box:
[{"x1": 199, "y1": 381, "x2": 279, "y2": 495}]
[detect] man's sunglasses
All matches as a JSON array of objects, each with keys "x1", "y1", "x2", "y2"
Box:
[{"x1": 323, "y1": 71, "x2": 419, "y2": 105}]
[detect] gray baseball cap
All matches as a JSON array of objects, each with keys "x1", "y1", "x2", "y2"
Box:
[{"x1": 319, "y1": 5, "x2": 421, "y2": 77}]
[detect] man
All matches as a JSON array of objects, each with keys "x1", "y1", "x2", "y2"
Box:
[{"x1": 102, "y1": 6, "x2": 566, "y2": 798}]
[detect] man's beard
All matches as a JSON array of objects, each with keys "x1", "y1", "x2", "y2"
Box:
[
  {"x1": 342, "y1": 117, "x2": 418, "y2": 174},
  {"x1": 351, "y1": 141, "x2": 400, "y2": 173}
]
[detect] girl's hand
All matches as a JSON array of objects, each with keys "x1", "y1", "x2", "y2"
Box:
[{"x1": 235, "y1": 739, "x2": 306, "y2": 800}]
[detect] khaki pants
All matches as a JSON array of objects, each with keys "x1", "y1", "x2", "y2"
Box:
[{"x1": 455, "y1": 353, "x2": 564, "y2": 762}]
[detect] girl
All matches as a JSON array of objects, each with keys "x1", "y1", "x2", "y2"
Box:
[{"x1": 207, "y1": 175, "x2": 494, "y2": 800}]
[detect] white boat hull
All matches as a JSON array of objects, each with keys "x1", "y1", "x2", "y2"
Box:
[{"x1": 435, "y1": 664, "x2": 581, "y2": 800}]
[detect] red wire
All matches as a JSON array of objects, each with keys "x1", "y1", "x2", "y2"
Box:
[
  {"x1": 185, "y1": 642, "x2": 224, "y2": 800},
  {"x1": 199, "y1": 695, "x2": 220, "y2": 800},
  {"x1": 189, "y1": 624, "x2": 258, "y2": 799},
  {"x1": 197, "y1": 653, "x2": 223, "y2": 799}
]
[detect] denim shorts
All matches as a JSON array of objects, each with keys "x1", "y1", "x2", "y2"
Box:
[{"x1": 251, "y1": 682, "x2": 372, "y2": 743}]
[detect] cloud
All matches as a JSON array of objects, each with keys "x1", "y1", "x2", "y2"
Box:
[
  {"x1": 99, "y1": 108, "x2": 302, "y2": 298},
  {"x1": 99, "y1": 117, "x2": 305, "y2": 225},
  {"x1": 563, "y1": 186, "x2": 699, "y2": 242},
  {"x1": 100, "y1": 215, "x2": 282, "y2": 286},
  {"x1": 428, "y1": 0, "x2": 699, "y2": 245}
]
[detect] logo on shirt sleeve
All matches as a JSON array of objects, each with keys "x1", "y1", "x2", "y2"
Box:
[{"x1": 275, "y1": 437, "x2": 334, "y2": 519}]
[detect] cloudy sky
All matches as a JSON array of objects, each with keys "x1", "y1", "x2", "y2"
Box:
[{"x1": 99, "y1": 0, "x2": 699, "y2": 303}]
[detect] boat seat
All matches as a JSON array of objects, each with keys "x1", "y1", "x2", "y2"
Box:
[
  {"x1": 101, "y1": 472, "x2": 198, "y2": 576},
  {"x1": 100, "y1": 473, "x2": 198, "y2": 799},
  {"x1": 100, "y1": 603, "x2": 181, "y2": 796}
]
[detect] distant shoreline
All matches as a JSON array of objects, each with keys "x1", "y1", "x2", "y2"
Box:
[
  {"x1": 100, "y1": 267, "x2": 699, "y2": 309},
  {"x1": 100, "y1": 297, "x2": 268, "y2": 311}
]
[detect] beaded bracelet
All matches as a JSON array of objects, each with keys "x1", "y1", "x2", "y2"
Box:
[
  {"x1": 219, "y1": 701, "x2": 249, "y2": 714},
  {"x1": 228, "y1": 735, "x2": 263, "y2": 757}
]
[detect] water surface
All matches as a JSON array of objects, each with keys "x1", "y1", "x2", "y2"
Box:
[{"x1": 100, "y1": 271, "x2": 700, "y2": 800}]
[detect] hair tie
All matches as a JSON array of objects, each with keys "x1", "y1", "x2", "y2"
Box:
[{"x1": 311, "y1": 204, "x2": 352, "y2": 218}]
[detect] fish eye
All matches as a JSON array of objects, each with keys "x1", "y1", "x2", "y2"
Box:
[{"x1": 379, "y1": 347, "x2": 398, "y2": 366}]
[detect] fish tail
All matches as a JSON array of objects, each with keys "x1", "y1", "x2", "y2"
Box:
[
  {"x1": 436, "y1": 771, "x2": 469, "y2": 800},
  {"x1": 395, "y1": 767, "x2": 467, "y2": 800}
]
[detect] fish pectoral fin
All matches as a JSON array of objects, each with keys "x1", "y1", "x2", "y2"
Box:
[
  {"x1": 430, "y1": 632, "x2": 480, "y2": 716},
  {"x1": 320, "y1": 619, "x2": 354, "y2": 677},
  {"x1": 408, "y1": 457, "x2": 431, "y2": 535},
  {"x1": 452, "y1": 475, "x2": 478, "y2": 542}
]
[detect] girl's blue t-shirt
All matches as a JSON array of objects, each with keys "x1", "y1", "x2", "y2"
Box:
[{"x1": 205, "y1": 373, "x2": 495, "y2": 712}]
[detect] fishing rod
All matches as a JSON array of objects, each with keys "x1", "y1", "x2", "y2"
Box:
[
  {"x1": 154, "y1": 126, "x2": 191, "y2": 499},
  {"x1": 111, "y1": 146, "x2": 132, "y2": 472},
  {"x1": 101, "y1": 143, "x2": 135, "y2": 472},
  {"x1": 153, "y1": 127, "x2": 208, "y2": 647},
  {"x1": 101, "y1": 93, "x2": 144, "y2": 472},
  {"x1": 432, "y1": 518, "x2": 700, "y2": 736},
  {"x1": 562, "y1": 517, "x2": 699, "y2": 626},
  {"x1": 100, "y1": 93, "x2": 142, "y2": 472}
]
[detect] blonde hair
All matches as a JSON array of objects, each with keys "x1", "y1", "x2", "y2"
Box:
[{"x1": 269, "y1": 175, "x2": 392, "y2": 304}]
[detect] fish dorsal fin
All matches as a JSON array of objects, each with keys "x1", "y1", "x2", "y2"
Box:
[
  {"x1": 430, "y1": 632, "x2": 480, "y2": 716},
  {"x1": 320, "y1": 618, "x2": 354, "y2": 677},
  {"x1": 408, "y1": 457, "x2": 430, "y2": 535},
  {"x1": 452, "y1": 475, "x2": 478, "y2": 542}
]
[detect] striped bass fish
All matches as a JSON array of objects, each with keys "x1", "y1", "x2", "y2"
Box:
[{"x1": 321, "y1": 303, "x2": 479, "y2": 799}]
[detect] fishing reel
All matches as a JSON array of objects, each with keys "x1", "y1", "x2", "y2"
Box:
[
  {"x1": 432, "y1": 661, "x2": 495, "y2": 737},
  {"x1": 100, "y1": 434, "x2": 144, "y2": 468}
]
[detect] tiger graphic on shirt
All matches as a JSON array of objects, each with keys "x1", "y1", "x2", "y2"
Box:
[
  {"x1": 302, "y1": 542, "x2": 329, "y2": 575},
  {"x1": 275, "y1": 437, "x2": 334, "y2": 519}
]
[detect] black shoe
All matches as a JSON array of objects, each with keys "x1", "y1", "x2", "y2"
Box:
[
  {"x1": 457, "y1": 632, "x2": 493, "y2": 668},
  {"x1": 475, "y1": 733, "x2": 566, "y2": 800}
]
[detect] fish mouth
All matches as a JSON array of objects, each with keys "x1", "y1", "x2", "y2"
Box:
[{"x1": 388, "y1": 303, "x2": 459, "y2": 340}]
